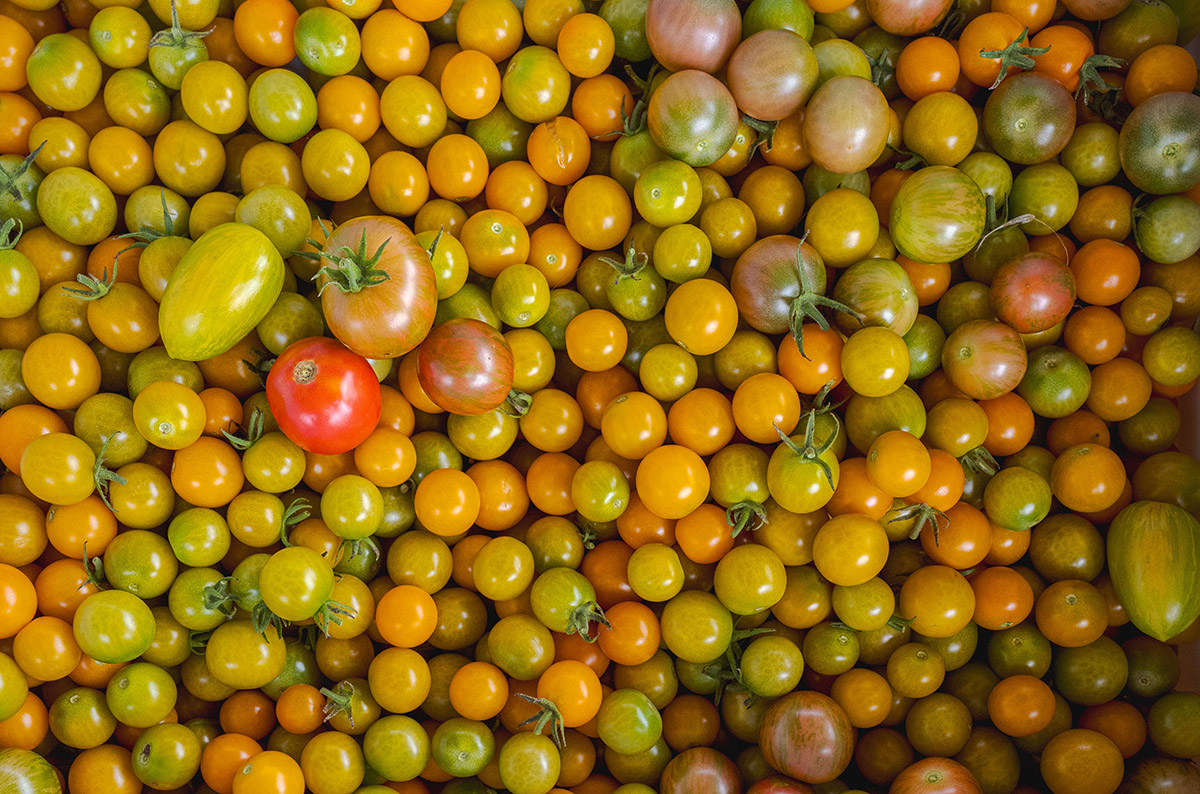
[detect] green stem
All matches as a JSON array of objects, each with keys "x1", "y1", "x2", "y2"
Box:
[
  {"x1": 565, "y1": 601, "x2": 610, "y2": 642},
  {"x1": 888, "y1": 502, "x2": 949, "y2": 543},
  {"x1": 959, "y1": 446, "x2": 999, "y2": 476},
  {"x1": 149, "y1": 0, "x2": 209, "y2": 49},
  {"x1": 516, "y1": 694, "x2": 567, "y2": 747},
  {"x1": 314, "y1": 228, "x2": 392, "y2": 295},
  {"x1": 979, "y1": 27, "x2": 1050, "y2": 89},
  {"x1": 93, "y1": 437, "x2": 127, "y2": 513},
  {"x1": 0, "y1": 141, "x2": 45, "y2": 200},
  {"x1": 321, "y1": 682, "x2": 357, "y2": 728},
  {"x1": 788, "y1": 243, "x2": 863, "y2": 360},
  {"x1": 0, "y1": 218, "x2": 21, "y2": 250},
  {"x1": 222, "y1": 407, "x2": 266, "y2": 451},
  {"x1": 725, "y1": 500, "x2": 768, "y2": 538}
]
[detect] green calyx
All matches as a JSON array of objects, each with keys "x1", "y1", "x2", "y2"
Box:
[
  {"x1": 979, "y1": 27, "x2": 1050, "y2": 90},
  {"x1": 788, "y1": 244, "x2": 862, "y2": 360},
  {"x1": 312, "y1": 228, "x2": 392, "y2": 295}
]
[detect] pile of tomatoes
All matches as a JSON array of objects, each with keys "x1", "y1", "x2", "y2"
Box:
[{"x1": 2, "y1": 0, "x2": 1200, "y2": 792}]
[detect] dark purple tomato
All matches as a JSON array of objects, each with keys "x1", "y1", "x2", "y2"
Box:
[
  {"x1": 726, "y1": 29, "x2": 818, "y2": 122},
  {"x1": 989, "y1": 251, "x2": 1076, "y2": 333},
  {"x1": 1119, "y1": 92, "x2": 1200, "y2": 195},
  {"x1": 416, "y1": 318, "x2": 514, "y2": 415},
  {"x1": 647, "y1": 70, "x2": 740, "y2": 167},
  {"x1": 659, "y1": 747, "x2": 742, "y2": 794},
  {"x1": 942, "y1": 320, "x2": 1028, "y2": 400},
  {"x1": 889, "y1": 757, "x2": 983, "y2": 794},
  {"x1": 801, "y1": 75, "x2": 890, "y2": 175},
  {"x1": 866, "y1": 0, "x2": 953, "y2": 34},
  {"x1": 730, "y1": 235, "x2": 825, "y2": 336},
  {"x1": 759, "y1": 691, "x2": 854, "y2": 785},
  {"x1": 645, "y1": 0, "x2": 741, "y2": 73},
  {"x1": 984, "y1": 72, "x2": 1077, "y2": 166},
  {"x1": 1017, "y1": 346, "x2": 1092, "y2": 419}
]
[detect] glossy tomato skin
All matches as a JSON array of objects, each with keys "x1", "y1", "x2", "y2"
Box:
[
  {"x1": 1107, "y1": 501, "x2": 1200, "y2": 641},
  {"x1": 759, "y1": 691, "x2": 854, "y2": 784},
  {"x1": 889, "y1": 757, "x2": 983, "y2": 794},
  {"x1": 1119, "y1": 92, "x2": 1200, "y2": 195},
  {"x1": 983, "y1": 72, "x2": 1076, "y2": 165},
  {"x1": 417, "y1": 318, "x2": 515, "y2": 416},
  {"x1": 645, "y1": 0, "x2": 740, "y2": 73},
  {"x1": 0, "y1": 747, "x2": 60, "y2": 794},
  {"x1": 158, "y1": 223, "x2": 285, "y2": 361},
  {"x1": 659, "y1": 746, "x2": 741, "y2": 794},
  {"x1": 942, "y1": 320, "x2": 1027, "y2": 400},
  {"x1": 731, "y1": 235, "x2": 825, "y2": 335},
  {"x1": 726, "y1": 29, "x2": 818, "y2": 122},
  {"x1": 267, "y1": 337, "x2": 382, "y2": 455},
  {"x1": 647, "y1": 70, "x2": 740, "y2": 167},
  {"x1": 989, "y1": 252, "x2": 1076, "y2": 333},
  {"x1": 318, "y1": 216, "x2": 437, "y2": 360},
  {"x1": 867, "y1": 0, "x2": 953, "y2": 35},
  {"x1": 890, "y1": 166, "x2": 987, "y2": 264}
]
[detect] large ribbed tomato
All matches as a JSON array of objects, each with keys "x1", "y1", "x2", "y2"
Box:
[
  {"x1": 266, "y1": 337, "x2": 382, "y2": 455},
  {"x1": 315, "y1": 216, "x2": 437, "y2": 360}
]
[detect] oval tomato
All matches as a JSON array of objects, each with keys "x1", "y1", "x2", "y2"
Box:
[
  {"x1": 1107, "y1": 501, "x2": 1200, "y2": 641},
  {"x1": 316, "y1": 216, "x2": 438, "y2": 359},
  {"x1": 266, "y1": 337, "x2": 382, "y2": 455},
  {"x1": 158, "y1": 223, "x2": 285, "y2": 361}
]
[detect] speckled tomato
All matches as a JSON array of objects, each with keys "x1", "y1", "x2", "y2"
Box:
[
  {"x1": 890, "y1": 166, "x2": 987, "y2": 264},
  {"x1": 759, "y1": 691, "x2": 854, "y2": 784},
  {"x1": 0, "y1": 748, "x2": 60, "y2": 794},
  {"x1": 417, "y1": 318, "x2": 515, "y2": 416}
]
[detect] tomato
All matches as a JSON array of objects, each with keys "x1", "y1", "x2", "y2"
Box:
[
  {"x1": 416, "y1": 318, "x2": 514, "y2": 416},
  {"x1": 0, "y1": 748, "x2": 60, "y2": 794},
  {"x1": 758, "y1": 691, "x2": 853, "y2": 784},
  {"x1": 72, "y1": 589, "x2": 154, "y2": 664},
  {"x1": 156, "y1": 222, "x2": 283, "y2": 361},
  {"x1": 802, "y1": 75, "x2": 889, "y2": 174},
  {"x1": 1107, "y1": 501, "x2": 1200, "y2": 641},
  {"x1": 942, "y1": 320, "x2": 1027, "y2": 401},
  {"x1": 1118, "y1": 91, "x2": 1200, "y2": 195},
  {"x1": 891, "y1": 166, "x2": 987, "y2": 265},
  {"x1": 267, "y1": 337, "x2": 382, "y2": 456},
  {"x1": 726, "y1": 30, "x2": 817, "y2": 122},
  {"x1": 647, "y1": 70, "x2": 739, "y2": 168}
]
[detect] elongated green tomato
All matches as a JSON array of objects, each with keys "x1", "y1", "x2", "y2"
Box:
[
  {"x1": 1107, "y1": 501, "x2": 1200, "y2": 641},
  {"x1": 158, "y1": 222, "x2": 285, "y2": 361},
  {"x1": 0, "y1": 748, "x2": 60, "y2": 794}
]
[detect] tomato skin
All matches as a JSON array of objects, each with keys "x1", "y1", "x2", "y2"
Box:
[
  {"x1": 158, "y1": 223, "x2": 284, "y2": 361},
  {"x1": 647, "y1": 70, "x2": 740, "y2": 168},
  {"x1": 1107, "y1": 501, "x2": 1200, "y2": 641},
  {"x1": 0, "y1": 747, "x2": 60, "y2": 794},
  {"x1": 417, "y1": 319, "x2": 514, "y2": 416},
  {"x1": 659, "y1": 747, "x2": 740, "y2": 794},
  {"x1": 890, "y1": 166, "x2": 987, "y2": 265},
  {"x1": 758, "y1": 691, "x2": 854, "y2": 784},
  {"x1": 889, "y1": 757, "x2": 983, "y2": 794},
  {"x1": 317, "y1": 216, "x2": 437, "y2": 360},
  {"x1": 989, "y1": 252, "x2": 1076, "y2": 333},
  {"x1": 645, "y1": 0, "x2": 740, "y2": 73},
  {"x1": 267, "y1": 337, "x2": 382, "y2": 455}
]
